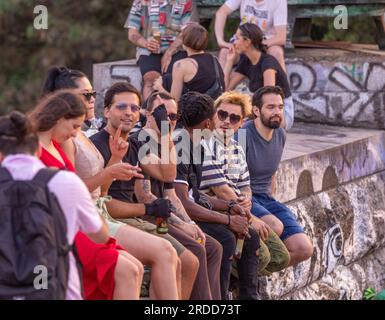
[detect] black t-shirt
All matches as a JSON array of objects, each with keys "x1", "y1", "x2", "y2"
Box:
[
  {"x1": 235, "y1": 52, "x2": 291, "y2": 98},
  {"x1": 174, "y1": 131, "x2": 204, "y2": 202},
  {"x1": 90, "y1": 129, "x2": 147, "y2": 203}
]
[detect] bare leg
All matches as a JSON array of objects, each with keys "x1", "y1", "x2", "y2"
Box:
[
  {"x1": 113, "y1": 251, "x2": 144, "y2": 300},
  {"x1": 114, "y1": 225, "x2": 179, "y2": 300},
  {"x1": 179, "y1": 250, "x2": 199, "y2": 300},
  {"x1": 260, "y1": 214, "x2": 284, "y2": 237},
  {"x1": 283, "y1": 233, "x2": 313, "y2": 266}
]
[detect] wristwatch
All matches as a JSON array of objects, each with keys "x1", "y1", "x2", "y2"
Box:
[{"x1": 227, "y1": 200, "x2": 237, "y2": 213}]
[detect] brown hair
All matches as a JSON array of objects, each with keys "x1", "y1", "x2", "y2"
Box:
[
  {"x1": 239, "y1": 23, "x2": 267, "y2": 53},
  {"x1": 0, "y1": 111, "x2": 39, "y2": 156},
  {"x1": 104, "y1": 82, "x2": 142, "y2": 109},
  {"x1": 214, "y1": 91, "x2": 252, "y2": 119},
  {"x1": 145, "y1": 90, "x2": 175, "y2": 112},
  {"x1": 182, "y1": 23, "x2": 209, "y2": 51},
  {"x1": 252, "y1": 86, "x2": 285, "y2": 110},
  {"x1": 29, "y1": 89, "x2": 87, "y2": 132}
]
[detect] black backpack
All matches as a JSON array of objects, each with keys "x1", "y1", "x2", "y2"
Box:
[{"x1": 0, "y1": 167, "x2": 71, "y2": 300}]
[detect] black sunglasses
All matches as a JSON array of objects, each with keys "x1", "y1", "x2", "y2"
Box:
[
  {"x1": 168, "y1": 113, "x2": 179, "y2": 121},
  {"x1": 217, "y1": 109, "x2": 242, "y2": 125},
  {"x1": 114, "y1": 102, "x2": 140, "y2": 113},
  {"x1": 82, "y1": 91, "x2": 97, "y2": 102}
]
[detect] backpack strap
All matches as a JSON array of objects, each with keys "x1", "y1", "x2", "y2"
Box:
[
  {"x1": 0, "y1": 167, "x2": 13, "y2": 183},
  {"x1": 33, "y1": 168, "x2": 59, "y2": 186}
]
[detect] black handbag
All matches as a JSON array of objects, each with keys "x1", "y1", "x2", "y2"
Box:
[{"x1": 204, "y1": 55, "x2": 224, "y2": 100}]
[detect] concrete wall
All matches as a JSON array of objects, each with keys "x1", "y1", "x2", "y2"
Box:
[
  {"x1": 261, "y1": 171, "x2": 385, "y2": 299},
  {"x1": 93, "y1": 51, "x2": 385, "y2": 129},
  {"x1": 287, "y1": 56, "x2": 385, "y2": 129}
]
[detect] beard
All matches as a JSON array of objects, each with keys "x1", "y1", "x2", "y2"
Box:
[{"x1": 260, "y1": 113, "x2": 282, "y2": 129}]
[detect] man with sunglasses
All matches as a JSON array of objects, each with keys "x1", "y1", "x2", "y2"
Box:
[
  {"x1": 199, "y1": 91, "x2": 290, "y2": 277},
  {"x1": 131, "y1": 91, "x2": 223, "y2": 300},
  {"x1": 174, "y1": 91, "x2": 260, "y2": 300}
]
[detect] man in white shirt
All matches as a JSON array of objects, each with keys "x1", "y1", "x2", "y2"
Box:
[{"x1": 215, "y1": 0, "x2": 288, "y2": 71}]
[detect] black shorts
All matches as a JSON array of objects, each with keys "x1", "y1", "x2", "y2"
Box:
[{"x1": 137, "y1": 51, "x2": 188, "y2": 76}]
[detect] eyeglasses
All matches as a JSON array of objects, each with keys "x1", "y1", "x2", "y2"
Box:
[
  {"x1": 82, "y1": 91, "x2": 97, "y2": 102},
  {"x1": 217, "y1": 109, "x2": 242, "y2": 125},
  {"x1": 114, "y1": 102, "x2": 140, "y2": 113},
  {"x1": 168, "y1": 113, "x2": 179, "y2": 121}
]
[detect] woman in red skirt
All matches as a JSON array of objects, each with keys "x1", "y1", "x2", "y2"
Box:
[{"x1": 29, "y1": 89, "x2": 144, "y2": 300}]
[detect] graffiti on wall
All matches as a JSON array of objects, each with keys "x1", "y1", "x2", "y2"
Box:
[{"x1": 287, "y1": 61, "x2": 385, "y2": 129}]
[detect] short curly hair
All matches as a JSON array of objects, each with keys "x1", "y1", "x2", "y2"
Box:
[
  {"x1": 214, "y1": 91, "x2": 252, "y2": 119},
  {"x1": 178, "y1": 91, "x2": 215, "y2": 128}
]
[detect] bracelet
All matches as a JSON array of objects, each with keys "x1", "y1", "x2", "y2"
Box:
[
  {"x1": 226, "y1": 214, "x2": 231, "y2": 226},
  {"x1": 227, "y1": 200, "x2": 237, "y2": 213}
]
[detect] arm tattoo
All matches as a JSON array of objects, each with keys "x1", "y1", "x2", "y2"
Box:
[{"x1": 136, "y1": 179, "x2": 157, "y2": 203}]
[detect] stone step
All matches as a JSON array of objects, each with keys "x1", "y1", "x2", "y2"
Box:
[{"x1": 275, "y1": 122, "x2": 385, "y2": 203}]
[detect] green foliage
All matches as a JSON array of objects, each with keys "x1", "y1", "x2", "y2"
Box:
[
  {"x1": 0, "y1": 1, "x2": 380, "y2": 116},
  {"x1": 0, "y1": 0, "x2": 136, "y2": 115},
  {"x1": 311, "y1": 16, "x2": 376, "y2": 43}
]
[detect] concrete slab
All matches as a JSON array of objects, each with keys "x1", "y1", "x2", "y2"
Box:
[
  {"x1": 275, "y1": 122, "x2": 385, "y2": 202},
  {"x1": 283, "y1": 122, "x2": 383, "y2": 161}
]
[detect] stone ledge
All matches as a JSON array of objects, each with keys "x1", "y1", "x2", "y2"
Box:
[
  {"x1": 276, "y1": 122, "x2": 385, "y2": 202},
  {"x1": 260, "y1": 170, "x2": 385, "y2": 299}
]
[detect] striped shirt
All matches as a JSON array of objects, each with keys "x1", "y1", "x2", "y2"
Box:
[
  {"x1": 125, "y1": 0, "x2": 192, "y2": 56},
  {"x1": 200, "y1": 134, "x2": 250, "y2": 197}
]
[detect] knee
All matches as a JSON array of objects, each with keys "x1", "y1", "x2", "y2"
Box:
[
  {"x1": 269, "y1": 218, "x2": 284, "y2": 237},
  {"x1": 143, "y1": 71, "x2": 160, "y2": 84},
  {"x1": 294, "y1": 237, "x2": 314, "y2": 263},
  {"x1": 181, "y1": 250, "x2": 200, "y2": 274},
  {"x1": 158, "y1": 239, "x2": 179, "y2": 266},
  {"x1": 115, "y1": 256, "x2": 143, "y2": 283},
  {"x1": 300, "y1": 238, "x2": 314, "y2": 261}
]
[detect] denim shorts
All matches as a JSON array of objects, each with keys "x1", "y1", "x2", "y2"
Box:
[{"x1": 251, "y1": 193, "x2": 304, "y2": 241}]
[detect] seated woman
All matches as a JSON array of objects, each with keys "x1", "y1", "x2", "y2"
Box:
[
  {"x1": 223, "y1": 23, "x2": 294, "y2": 130},
  {"x1": 39, "y1": 66, "x2": 181, "y2": 300},
  {"x1": 0, "y1": 111, "x2": 114, "y2": 300},
  {"x1": 28, "y1": 89, "x2": 146, "y2": 300},
  {"x1": 153, "y1": 23, "x2": 225, "y2": 102}
]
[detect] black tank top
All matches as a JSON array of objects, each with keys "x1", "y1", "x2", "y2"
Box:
[{"x1": 184, "y1": 53, "x2": 225, "y2": 94}]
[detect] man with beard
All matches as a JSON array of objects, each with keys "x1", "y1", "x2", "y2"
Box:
[{"x1": 243, "y1": 86, "x2": 313, "y2": 266}]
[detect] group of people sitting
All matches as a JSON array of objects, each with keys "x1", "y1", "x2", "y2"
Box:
[
  {"x1": 0, "y1": 0, "x2": 314, "y2": 300},
  {"x1": 0, "y1": 65, "x2": 313, "y2": 300}
]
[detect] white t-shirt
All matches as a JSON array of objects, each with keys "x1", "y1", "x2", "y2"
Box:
[
  {"x1": 2, "y1": 154, "x2": 103, "y2": 300},
  {"x1": 225, "y1": 0, "x2": 287, "y2": 38}
]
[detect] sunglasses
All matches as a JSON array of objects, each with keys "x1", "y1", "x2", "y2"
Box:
[
  {"x1": 82, "y1": 91, "x2": 97, "y2": 102},
  {"x1": 217, "y1": 109, "x2": 242, "y2": 125},
  {"x1": 168, "y1": 113, "x2": 179, "y2": 121},
  {"x1": 114, "y1": 102, "x2": 140, "y2": 113}
]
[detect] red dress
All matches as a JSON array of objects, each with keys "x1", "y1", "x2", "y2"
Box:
[{"x1": 40, "y1": 140, "x2": 124, "y2": 300}]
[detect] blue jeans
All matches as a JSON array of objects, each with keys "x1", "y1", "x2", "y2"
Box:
[{"x1": 252, "y1": 193, "x2": 304, "y2": 241}]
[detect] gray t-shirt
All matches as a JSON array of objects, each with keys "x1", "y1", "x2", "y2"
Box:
[{"x1": 242, "y1": 120, "x2": 285, "y2": 195}]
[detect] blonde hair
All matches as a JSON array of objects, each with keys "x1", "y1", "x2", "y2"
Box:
[{"x1": 214, "y1": 91, "x2": 252, "y2": 119}]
